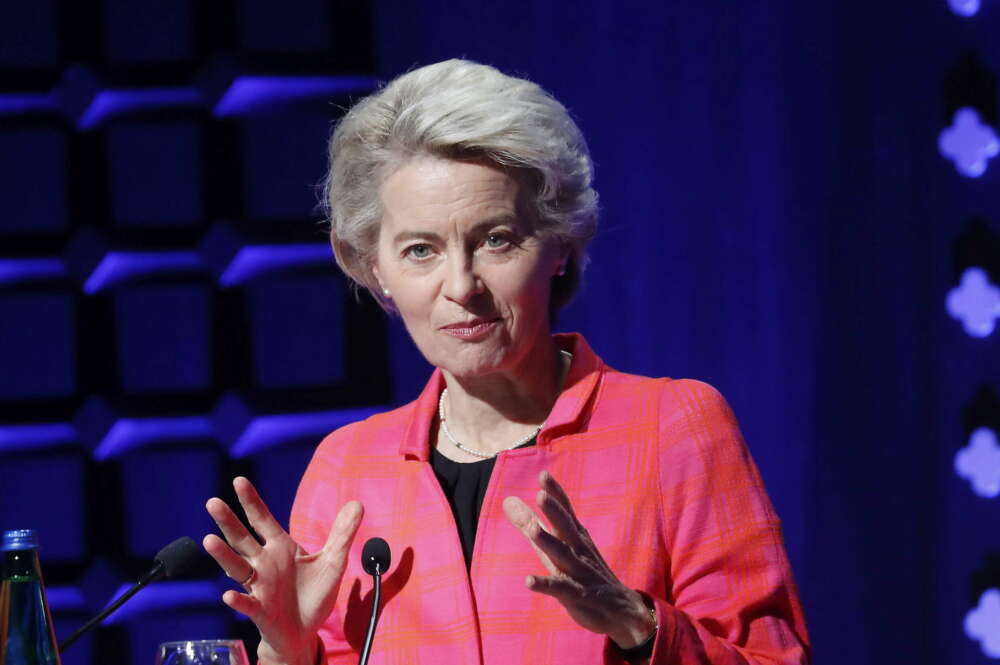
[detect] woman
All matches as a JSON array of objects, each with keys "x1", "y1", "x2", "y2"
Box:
[{"x1": 203, "y1": 59, "x2": 810, "y2": 665}]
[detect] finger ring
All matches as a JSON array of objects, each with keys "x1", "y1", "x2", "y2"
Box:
[{"x1": 239, "y1": 568, "x2": 256, "y2": 587}]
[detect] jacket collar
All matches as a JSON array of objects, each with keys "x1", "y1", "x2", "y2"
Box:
[{"x1": 398, "y1": 333, "x2": 605, "y2": 460}]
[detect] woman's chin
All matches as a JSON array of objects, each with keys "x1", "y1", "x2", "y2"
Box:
[
  {"x1": 440, "y1": 358, "x2": 503, "y2": 380},
  {"x1": 433, "y1": 345, "x2": 509, "y2": 380}
]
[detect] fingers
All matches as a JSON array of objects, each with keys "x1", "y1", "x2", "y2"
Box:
[
  {"x1": 221, "y1": 588, "x2": 262, "y2": 621},
  {"x1": 539, "y1": 471, "x2": 580, "y2": 523},
  {"x1": 233, "y1": 476, "x2": 287, "y2": 543},
  {"x1": 311, "y1": 501, "x2": 363, "y2": 587},
  {"x1": 502, "y1": 495, "x2": 533, "y2": 530},
  {"x1": 205, "y1": 496, "x2": 262, "y2": 558},
  {"x1": 324, "y1": 501, "x2": 364, "y2": 554},
  {"x1": 524, "y1": 573, "x2": 583, "y2": 602},
  {"x1": 528, "y1": 520, "x2": 589, "y2": 576},
  {"x1": 535, "y1": 471, "x2": 593, "y2": 554},
  {"x1": 202, "y1": 533, "x2": 252, "y2": 581},
  {"x1": 205, "y1": 477, "x2": 288, "y2": 557},
  {"x1": 503, "y1": 497, "x2": 566, "y2": 576},
  {"x1": 536, "y1": 489, "x2": 586, "y2": 552},
  {"x1": 505, "y1": 472, "x2": 600, "y2": 578}
]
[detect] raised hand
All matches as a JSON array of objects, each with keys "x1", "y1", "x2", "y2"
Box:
[
  {"x1": 502, "y1": 471, "x2": 656, "y2": 650},
  {"x1": 203, "y1": 477, "x2": 363, "y2": 665}
]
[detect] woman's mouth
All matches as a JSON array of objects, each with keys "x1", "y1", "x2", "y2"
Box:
[{"x1": 439, "y1": 318, "x2": 500, "y2": 340}]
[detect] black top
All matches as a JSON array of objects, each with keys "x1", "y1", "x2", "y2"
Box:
[
  {"x1": 430, "y1": 438, "x2": 535, "y2": 569},
  {"x1": 430, "y1": 438, "x2": 657, "y2": 662}
]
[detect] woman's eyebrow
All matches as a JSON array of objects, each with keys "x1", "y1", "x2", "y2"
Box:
[
  {"x1": 392, "y1": 230, "x2": 440, "y2": 246},
  {"x1": 391, "y1": 215, "x2": 522, "y2": 246}
]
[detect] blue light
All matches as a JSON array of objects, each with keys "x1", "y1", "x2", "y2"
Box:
[
  {"x1": 78, "y1": 88, "x2": 203, "y2": 130},
  {"x1": 0, "y1": 92, "x2": 58, "y2": 115},
  {"x1": 954, "y1": 427, "x2": 1000, "y2": 497},
  {"x1": 219, "y1": 244, "x2": 332, "y2": 286},
  {"x1": 229, "y1": 407, "x2": 383, "y2": 458},
  {"x1": 92, "y1": 416, "x2": 215, "y2": 460},
  {"x1": 45, "y1": 586, "x2": 87, "y2": 612},
  {"x1": 965, "y1": 588, "x2": 1000, "y2": 657},
  {"x1": 0, "y1": 66, "x2": 203, "y2": 128},
  {"x1": 83, "y1": 250, "x2": 204, "y2": 293},
  {"x1": 0, "y1": 422, "x2": 77, "y2": 452},
  {"x1": 0, "y1": 258, "x2": 67, "y2": 286},
  {"x1": 212, "y1": 393, "x2": 253, "y2": 448},
  {"x1": 213, "y1": 75, "x2": 376, "y2": 116},
  {"x1": 54, "y1": 65, "x2": 101, "y2": 126},
  {"x1": 101, "y1": 581, "x2": 221, "y2": 624},
  {"x1": 948, "y1": 0, "x2": 981, "y2": 15},
  {"x1": 946, "y1": 267, "x2": 1000, "y2": 337},
  {"x1": 938, "y1": 108, "x2": 999, "y2": 177}
]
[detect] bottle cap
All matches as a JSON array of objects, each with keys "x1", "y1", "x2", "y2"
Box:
[{"x1": 2, "y1": 529, "x2": 39, "y2": 551}]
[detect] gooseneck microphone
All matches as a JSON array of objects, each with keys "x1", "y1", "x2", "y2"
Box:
[
  {"x1": 59, "y1": 536, "x2": 201, "y2": 652},
  {"x1": 358, "y1": 537, "x2": 391, "y2": 665}
]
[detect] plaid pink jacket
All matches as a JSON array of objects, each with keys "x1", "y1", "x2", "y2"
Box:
[{"x1": 290, "y1": 334, "x2": 810, "y2": 664}]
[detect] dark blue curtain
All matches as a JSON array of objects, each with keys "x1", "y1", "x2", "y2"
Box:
[{"x1": 375, "y1": 2, "x2": 998, "y2": 664}]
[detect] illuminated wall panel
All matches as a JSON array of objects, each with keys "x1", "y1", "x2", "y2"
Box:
[
  {"x1": 239, "y1": 111, "x2": 331, "y2": 220},
  {"x1": 107, "y1": 121, "x2": 204, "y2": 228},
  {"x1": 0, "y1": 5, "x2": 377, "y2": 665},
  {"x1": 113, "y1": 282, "x2": 214, "y2": 394},
  {"x1": 101, "y1": 0, "x2": 194, "y2": 65},
  {"x1": 0, "y1": 453, "x2": 87, "y2": 562},
  {"x1": 0, "y1": 2, "x2": 58, "y2": 68},
  {"x1": 0, "y1": 128, "x2": 68, "y2": 235},
  {"x1": 119, "y1": 448, "x2": 222, "y2": 559},
  {"x1": 0, "y1": 289, "x2": 77, "y2": 399},
  {"x1": 245, "y1": 272, "x2": 346, "y2": 390},
  {"x1": 236, "y1": 0, "x2": 331, "y2": 52}
]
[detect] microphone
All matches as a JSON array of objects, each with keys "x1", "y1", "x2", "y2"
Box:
[
  {"x1": 59, "y1": 536, "x2": 201, "y2": 652},
  {"x1": 361, "y1": 538, "x2": 390, "y2": 576},
  {"x1": 358, "y1": 538, "x2": 391, "y2": 665},
  {"x1": 139, "y1": 535, "x2": 201, "y2": 585}
]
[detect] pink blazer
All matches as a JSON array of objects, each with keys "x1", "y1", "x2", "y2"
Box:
[{"x1": 290, "y1": 333, "x2": 810, "y2": 664}]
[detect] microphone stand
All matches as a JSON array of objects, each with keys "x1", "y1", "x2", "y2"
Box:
[
  {"x1": 59, "y1": 561, "x2": 166, "y2": 652},
  {"x1": 358, "y1": 562, "x2": 382, "y2": 665}
]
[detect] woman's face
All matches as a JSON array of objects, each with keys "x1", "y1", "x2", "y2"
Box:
[{"x1": 373, "y1": 157, "x2": 567, "y2": 381}]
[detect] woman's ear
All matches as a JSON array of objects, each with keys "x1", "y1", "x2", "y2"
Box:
[
  {"x1": 372, "y1": 266, "x2": 390, "y2": 298},
  {"x1": 555, "y1": 243, "x2": 571, "y2": 276}
]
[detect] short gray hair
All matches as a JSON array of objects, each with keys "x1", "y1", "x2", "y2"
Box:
[{"x1": 322, "y1": 58, "x2": 598, "y2": 313}]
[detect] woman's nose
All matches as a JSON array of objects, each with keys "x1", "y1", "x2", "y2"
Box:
[{"x1": 441, "y1": 254, "x2": 484, "y2": 304}]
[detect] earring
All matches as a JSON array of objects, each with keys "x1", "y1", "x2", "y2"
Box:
[
  {"x1": 556, "y1": 265, "x2": 566, "y2": 277},
  {"x1": 382, "y1": 288, "x2": 391, "y2": 297}
]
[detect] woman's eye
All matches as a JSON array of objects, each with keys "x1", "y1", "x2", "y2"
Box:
[
  {"x1": 405, "y1": 244, "x2": 432, "y2": 259},
  {"x1": 484, "y1": 233, "x2": 511, "y2": 249}
]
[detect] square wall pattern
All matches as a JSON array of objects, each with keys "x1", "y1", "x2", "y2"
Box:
[{"x1": 0, "y1": 4, "x2": 379, "y2": 665}]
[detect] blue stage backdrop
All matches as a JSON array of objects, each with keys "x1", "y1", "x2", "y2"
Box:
[{"x1": 1, "y1": 2, "x2": 998, "y2": 665}]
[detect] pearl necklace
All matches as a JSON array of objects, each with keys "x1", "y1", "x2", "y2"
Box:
[
  {"x1": 437, "y1": 350, "x2": 572, "y2": 460},
  {"x1": 438, "y1": 388, "x2": 542, "y2": 459}
]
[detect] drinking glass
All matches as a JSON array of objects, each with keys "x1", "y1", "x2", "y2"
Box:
[{"x1": 155, "y1": 640, "x2": 250, "y2": 665}]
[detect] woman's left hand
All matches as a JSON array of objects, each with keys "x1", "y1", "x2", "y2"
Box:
[{"x1": 503, "y1": 471, "x2": 657, "y2": 649}]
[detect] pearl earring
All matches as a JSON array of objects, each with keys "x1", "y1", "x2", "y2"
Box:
[{"x1": 382, "y1": 288, "x2": 391, "y2": 297}]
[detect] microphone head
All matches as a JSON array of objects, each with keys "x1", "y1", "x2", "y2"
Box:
[
  {"x1": 361, "y1": 537, "x2": 391, "y2": 575},
  {"x1": 155, "y1": 537, "x2": 201, "y2": 578}
]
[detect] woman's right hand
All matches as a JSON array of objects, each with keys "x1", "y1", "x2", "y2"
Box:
[{"x1": 203, "y1": 477, "x2": 363, "y2": 665}]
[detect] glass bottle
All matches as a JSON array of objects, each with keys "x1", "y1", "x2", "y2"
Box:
[{"x1": 1, "y1": 529, "x2": 61, "y2": 665}]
